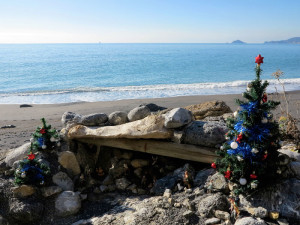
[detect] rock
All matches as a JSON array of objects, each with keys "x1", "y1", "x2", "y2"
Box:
[
  {"x1": 4, "y1": 143, "x2": 31, "y2": 167},
  {"x1": 12, "y1": 185, "x2": 36, "y2": 198},
  {"x1": 127, "y1": 106, "x2": 151, "y2": 122},
  {"x1": 99, "y1": 185, "x2": 108, "y2": 192},
  {"x1": 290, "y1": 161, "x2": 300, "y2": 178},
  {"x1": 41, "y1": 186, "x2": 63, "y2": 197},
  {"x1": 194, "y1": 169, "x2": 215, "y2": 186},
  {"x1": 109, "y1": 159, "x2": 130, "y2": 178},
  {"x1": 205, "y1": 218, "x2": 221, "y2": 225},
  {"x1": 58, "y1": 151, "x2": 81, "y2": 176},
  {"x1": 68, "y1": 114, "x2": 173, "y2": 139},
  {"x1": 163, "y1": 189, "x2": 172, "y2": 198},
  {"x1": 205, "y1": 172, "x2": 228, "y2": 192},
  {"x1": 102, "y1": 175, "x2": 114, "y2": 185},
  {"x1": 151, "y1": 175, "x2": 177, "y2": 195},
  {"x1": 19, "y1": 104, "x2": 32, "y2": 108},
  {"x1": 137, "y1": 188, "x2": 147, "y2": 195},
  {"x1": 198, "y1": 193, "x2": 229, "y2": 217},
  {"x1": 139, "y1": 103, "x2": 167, "y2": 112},
  {"x1": 277, "y1": 218, "x2": 289, "y2": 225},
  {"x1": 115, "y1": 178, "x2": 131, "y2": 190},
  {"x1": 108, "y1": 185, "x2": 117, "y2": 192},
  {"x1": 234, "y1": 217, "x2": 266, "y2": 225},
  {"x1": 134, "y1": 168, "x2": 143, "y2": 178},
  {"x1": 80, "y1": 113, "x2": 108, "y2": 126},
  {"x1": 172, "y1": 130, "x2": 184, "y2": 143},
  {"x1": 164, "y1": 108, "x2": 192, "y2": 128},
  {"x1": 8, "y1": 198, "x2": 44, "y2": 224},
  {"x1": 174, "y1": 202, "x2": 181, "y2": 208},
  {"x1": 108, "y1": 111, "x2": 128, "y2": 125},
  {"x1": 239, "y1": 178, "x2": 300, "y2": 221},
  {"x1": 253, "y1": 207, "x2": 268, "y2": 218},
  {"x1": 184, "y1": 101, "x2": 232, "y2": 120},
  {"x1": 182, "y1": 210, "x2": 194, "y2": 218},
  {"x1": 183, "y1": 121, "x2": 228, "y2": 147},
  {"x1": 0, "y1": 215, "x2": 7, "y2": 225},
  {"x1": 127, "y1": 184, "x2": 137, "y2": 193},
  {"x1": 0, "y1": 125, "x2": 16, "y2": 129},
  {"x1": 55, "y1": 191, "x2": 81, "y2": 216},
  {"x1": 52, "y1": 172, "x2": 74, "y2": 191},
  {"x1": 62, "y1": 112, "x2": 81, "y2": 126},
  {"x1": 131, "y1": 159, "x2": 149, "y2": 168},
  {"x1": 278, "y1": 143, "x2": 299, "y2": 162},
  {"x1": 214, "y1": 210, "x2": 230, "y2": 220}
]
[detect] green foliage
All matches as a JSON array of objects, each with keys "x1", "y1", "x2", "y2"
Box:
[
  {"x1": 215, "y1": 64, "x2": 282, "y2": 195},
  {"x1": 30, "y1": 118, "x2": 61, "y2": 152}
]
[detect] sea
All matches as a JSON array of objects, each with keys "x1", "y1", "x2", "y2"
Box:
[{"x1": 0, "y1": 43, "x2": 300, "y2": 104}]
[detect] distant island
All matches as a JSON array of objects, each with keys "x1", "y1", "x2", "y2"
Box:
[
  {"x1": 264, "y1": 37, "x2": 300, "y2": 44},
  {"x1": 231, "y1": 40, "x2": 246, "y2": 44}
]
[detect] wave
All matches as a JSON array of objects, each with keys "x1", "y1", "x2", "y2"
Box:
[{"x1": 1, "y1": 78, "x2": 300, "y2": 104}]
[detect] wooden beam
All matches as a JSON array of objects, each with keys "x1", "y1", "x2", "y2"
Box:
[{"x1": 76, "y1": 138, "x2": 218, "y2": 164}]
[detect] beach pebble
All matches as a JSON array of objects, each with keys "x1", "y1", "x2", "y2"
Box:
[
  {"x1": 127, "y1": 106, "x2": 151, "y2": 122},
  {"x1": 4, "y1": 143, "x2": 31, "y2": 167},
  {"x1": 61, "y1": 112, "x2": 81, "y2": 126},
  {"x1": 108, "y1": 111, "x2": 128, "y2": 125},
  {"x1": 55, "y1": 191, "x2": 81, "y2": 217},
  {"x1": 0, "y1": 125, "x2": 16, "y2": 129},
  {"x1": 164, "y1": 107, "x2": 192, "y2": 128},
  {"x1": 19, "y1": 104, "x2": 32, "y2": 108},
  {"x1": 79, "y1": 113, "x2": 108, "y2": 126}
]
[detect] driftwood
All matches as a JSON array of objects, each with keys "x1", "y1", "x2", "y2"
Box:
[{"x1": 77, "y1": 138, "x2": 218, "y2": 164}]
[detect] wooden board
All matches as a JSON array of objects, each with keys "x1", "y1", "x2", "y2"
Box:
[{"x1": 76, "y1": 138, "x2": 218, "y2": 164}]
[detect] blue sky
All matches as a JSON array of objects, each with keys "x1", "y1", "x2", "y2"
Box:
[{"x1": 1, "y1": 0, "x2": 299, "y2": 43}]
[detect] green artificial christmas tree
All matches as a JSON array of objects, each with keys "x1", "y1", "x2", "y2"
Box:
[
  {"x1": 212, "y1": 54, "x2": 282, "y2": 195},
  {"x1": 15, "y1": 150, "x2": 51, "y2": 186},
  {"x1": 30, "y1": 118, "x2": 61, "y2": 152}
]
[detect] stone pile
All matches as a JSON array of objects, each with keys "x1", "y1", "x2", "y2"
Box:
[{"x1": 0, "y1": 101, "x2": 299, "y2": 225}]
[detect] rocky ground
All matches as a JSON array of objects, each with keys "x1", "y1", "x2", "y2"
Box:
[{"x1": 0, "y1": 102, "x2": 299, "y2": 225}]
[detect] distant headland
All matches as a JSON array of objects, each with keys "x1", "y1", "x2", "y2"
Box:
[
  {"x1": 231, "y1": 40, "x2": 246, "y2": 44},
  {"x1": 264, "y1": 37, "x2": 300, "y2": 44}
]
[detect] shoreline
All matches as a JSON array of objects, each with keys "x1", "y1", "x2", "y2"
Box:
[{"x1": 1, "y1": 91, "x2": 299, "y2": 154}]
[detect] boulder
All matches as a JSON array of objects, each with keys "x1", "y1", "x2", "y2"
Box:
[
  {"x1": 183, "y1": 121, "x2": 228, "y2": 147},
  {"x1": 205, "y1": 172, "x2": 228, "y2": 192},
  {"x1": 131, "y1": 159, "x2": 149, "y2": 168},
  {"x1": 12, "y1": 185, "x2": 36, "y2": 198},
  {"x1": 184, "y1": 100, "x2": 232, "y2": 120},
  {"x1": 151, "y1": 175, "x2": 178, "y2": 195},
  {"x1": 278, "y1": 148, "x2": 300, "y2": 162},
  {"x1": 108, "y1": 111, "x2": 128, "y2": 125},
  {"x1": 234, "y1": 217, "x2": 266, "y2": 225},
  {"x1": 4, "y1": 143, "x2": 31, "y2": 167},
  {"x1": 290, "y1": 162, "x2": 300, "y2": 178},
  {"x1": 58, "y1": 151, "x2": 81, "y2": 176},
  {"x1": 127, "y1": 106, "x2": 151, "y2": 122},
  {"x1": 41, "y1": 186, "x2": 63, "y2": 197},
  {"x1": 8, "y1": 198, "x2": 44, "y2": 224},
  {"x1": 164, "y1": 108, "x2": 192, "y2": 129},
  {"x1": 55, "y1": 191, "x2": 81, "y2": 217},
  {"x1": 68, "y1": 114, "x2": 173, "y2": 140},
  {"x1": 198, "y1": 193, "x2": 229, "y2": 217},
  {"x1": 79, "y1": 113, "x2": 108, "y2": 126},
  {"x1": 139, "y1": 103, "x2": 167, "y2": 112},
  {"x1": 52, "y1": 172, "x2": 74, "y2": 191},
  {"x1": 61, "y1": 112, "x2": 81, "y2": 126}
]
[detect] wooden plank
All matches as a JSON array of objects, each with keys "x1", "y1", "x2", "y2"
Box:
[{"x1": 76, "y1": 138, "x2": 218, "y2": 164}]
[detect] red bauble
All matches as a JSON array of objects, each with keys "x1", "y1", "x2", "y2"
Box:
[
  {"x1": 40, "y1": 128, "x2": 46, "y2": 134},
  {"x1": 262, "y1": 154, "x2": 268, "y2": 161},
  {"x1": 250, "y1": 174, "x2": 257, "y2": 179},
  {"x1": 224, "y1": 170, "x2": 232, "y2": 179},
  {"x1": 211, "y1": 162, "x2": 217, "y2": 169},
  {"x1": 262, "y1": 93, "x2": 267, "y2": 103},
  {"x1": 236, "y1": 133, "x2": 243, "y2": 143},
  {"x1": 255, "y1": 54, "x2": 264, "y2": 65},
  {"x1": 28, "y1": 152, "x2": 35, "y2": 160}
]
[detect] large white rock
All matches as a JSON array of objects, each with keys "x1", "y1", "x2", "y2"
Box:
[
  {"x1": 58, "y1": 151, "x2": 81, "y2": 176},
  {"x1": 68, "y1": 114, "x2": 173, "y2": 140},
  {"x1": 234, "y1": 217, "x2": 266, "y2": 225},
  {"x1": 5, "y1": 143, "x2": 31, "y2": 167},
  {"x1": 55, "y1": 191, "x2": 81, "y2": 216},
  {"x1": 52, "y1": 172, "x2": 74, "y2": 191},
  {"x1": 164, "y1": 108, "x2": 192, "y2": 128}
]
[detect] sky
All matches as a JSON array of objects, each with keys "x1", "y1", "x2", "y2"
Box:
[{"x1": 0, "y1": 0, "x2": 300, "y2": 43}]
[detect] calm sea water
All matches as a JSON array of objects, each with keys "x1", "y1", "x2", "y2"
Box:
[{"x1": 0, "y1": 43, "x2": 300, "y2": 104}]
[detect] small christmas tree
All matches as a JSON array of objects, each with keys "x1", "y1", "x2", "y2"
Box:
[
  {"x1": 212, "y1": 54, "x2": 281, "y2": 195},
  {"x1": 30, "y1": 118, "x2": 61, "y2": 151},
  {"x1": 15, "y1": 150, "x2": 51, "y2": 186}
]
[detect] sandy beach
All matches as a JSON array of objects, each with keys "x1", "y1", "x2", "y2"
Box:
[{"x1": 1, "y1": 91, "x2": 299, "y2": 157}]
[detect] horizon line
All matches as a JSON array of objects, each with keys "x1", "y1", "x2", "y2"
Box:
[{"x1": 0, "y1": 42, "x2": 266, "y2": 44}]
